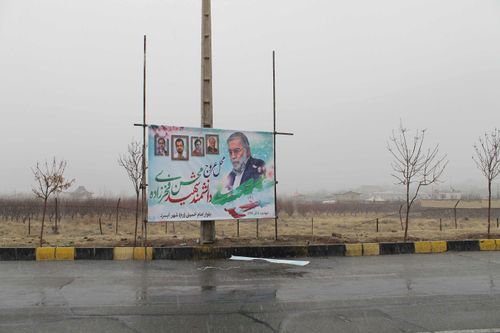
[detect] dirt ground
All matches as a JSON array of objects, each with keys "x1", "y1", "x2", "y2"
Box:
[{"x1": 1, "y1": 212, "x2": 500, "y2": 247}]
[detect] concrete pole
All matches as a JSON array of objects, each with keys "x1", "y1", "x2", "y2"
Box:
[
  {"x1": 141, "y1": 35, "x2": 149, "y2": 249},
  {"x1": 200, "y1": 0, "x2": 215, "y2": 243}
]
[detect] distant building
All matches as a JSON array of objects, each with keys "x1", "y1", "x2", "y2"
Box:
[
  {"x1": 67, "y1": 186, "x2": 93, "y2": 200},
  {"x1": 334, "y1": 191, "x2": 362, "y2": 202},
  {"x1": 355, "y1": 185, "x2": 385, "y2": 194},
  {"x1": 365, "y1": 195, "x2": 385, "y2": 202},
  {"x1": 431, "y1": 189, "x2": 462, "y2": 200},
  {"x1": 364, "y1": 191, "x2": 405, "y2": 201},
  {"x1": 321, "y1": 199, "x2": 336, "y2": 204},
  {"x1": 291, "y1": 192, "x2": 307, "y2": 201}
]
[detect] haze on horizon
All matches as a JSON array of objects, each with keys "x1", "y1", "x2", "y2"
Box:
[{"x1": 1, "y1": 0, "x2": 499, "y2": 197}]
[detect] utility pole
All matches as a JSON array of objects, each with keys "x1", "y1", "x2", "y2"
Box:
[
  {"x1": 200, "y1": 0, "x2": 215, "y2": 243},
  {"x1": 141, "y1": 35, "x2": 148, "y2": 248}
]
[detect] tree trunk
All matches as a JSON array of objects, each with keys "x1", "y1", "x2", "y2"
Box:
[
  {"x1": 40, "y1": 198, "x2": 47, "y2": 247},
  {"x1": 134, "y1": 193, "x2": 139, "y2": 247},
  {"x1": 488, "y1": 180, "x2": 492, "y2": 238},
  {"x1": 404, "y1": 183, "x2": 410, "y2": 242},
  {"x1": 404, "y1": 205, "x2": 410, "y2": 242},
  {"x1": 399, "y1": 204, "x2": 404, "y2": 231},
  {"x1": 54, "y1": 197, "x2": 59, "y2": 233}
]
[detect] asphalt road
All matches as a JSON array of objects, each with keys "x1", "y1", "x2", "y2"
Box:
[{"x1": 1, "y1": 252, "x2": 500, "y2": 332}]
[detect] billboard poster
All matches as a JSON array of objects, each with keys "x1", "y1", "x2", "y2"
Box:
[{"x1": 148, "y1": 125, "x2": 275, "y2": 222}]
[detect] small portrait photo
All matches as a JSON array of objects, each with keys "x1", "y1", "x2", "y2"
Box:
[
  {"x1": 191, "y1": 136, "x2": 205, "y2": 157},
  {"x1": 172, "y1": 135, "x2": 189, "y2": 161},
  {"x1": 154, "y1": 135, "x2": 169, "y2": 156},
  {"x1": 206, "y1": 134, "x2": 219, "y2": 155}
]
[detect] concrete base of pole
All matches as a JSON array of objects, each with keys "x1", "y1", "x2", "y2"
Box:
[{"x1": 200, "y1": 220, "x2": 215, "y2": 244}]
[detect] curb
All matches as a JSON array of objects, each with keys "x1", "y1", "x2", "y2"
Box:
[
  {"x1": 0, "y1": 239, "x2": 499, "y2": 261},
  {"x1": 0, "y1": 248, "x2": 35, "y2": 261}
]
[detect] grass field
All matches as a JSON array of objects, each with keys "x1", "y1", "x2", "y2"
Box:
[
  {"x1": 1, "y1": 210, "x2": 499, "y2": 247},
  {"x1": 420, "y1": 199, "x2": 500, "y2": 209}
]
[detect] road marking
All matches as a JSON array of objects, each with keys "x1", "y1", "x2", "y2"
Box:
[{"x1": 418, "y1": 329, "x2": 500, "y2": 333}]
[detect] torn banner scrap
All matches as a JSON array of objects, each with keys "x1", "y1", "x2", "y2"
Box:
[{"x1": 229, "y1": 255, "x2": 309, "y2": 266}]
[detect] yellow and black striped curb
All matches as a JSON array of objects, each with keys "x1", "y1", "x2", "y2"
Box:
[{"x1": 0, "y1": 240, "x2": 499, "y2": 261}]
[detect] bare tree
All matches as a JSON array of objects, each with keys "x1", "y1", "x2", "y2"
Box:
[
  {"x1": 387, "y1": 123, "x2": 447, "y2": 241},
  {"x1": 32, "y1": 158, "x2": 74, "y2": 246},
  {"x1": 473, "y1": 129, "x2": 500, "y2": 238},
  {"x1": 118, "y1": 141, "x2": 142, "y2": 246}
]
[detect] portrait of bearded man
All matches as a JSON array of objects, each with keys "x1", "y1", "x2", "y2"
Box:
[{"x1": 225, "y1": 132, "x2": 265, "y2": 192}]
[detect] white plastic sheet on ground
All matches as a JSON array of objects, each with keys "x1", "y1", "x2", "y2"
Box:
[{"x1": 229, "y1": 255, "x2": 310, "y2": 266}]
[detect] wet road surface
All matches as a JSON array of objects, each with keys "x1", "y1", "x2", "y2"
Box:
[{"x1": 1, "y1": 252, "x2": 500, "y2": 332}]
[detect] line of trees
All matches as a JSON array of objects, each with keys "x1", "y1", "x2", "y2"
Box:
[
  {"x1": 18, "y1": 142, "x2": 145, "y2": 247},
  {"x1": 0, "y1": 197, "x2": 140, "y2": 221},
  {"x1": 4, "y1": 197, "x2": 498, "y2": 220},
  {"x1": 277, "y1": 199, "x2": 404, "y2": 217},
  {"x1": 388, "y1": 124, "x2": 500, "y2": 241}
]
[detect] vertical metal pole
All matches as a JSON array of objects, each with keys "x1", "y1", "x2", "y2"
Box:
[
  {"x1": 454, "y1": 199, "x2": 460, "y2": 229},
  {"x1": 237, "y1": 219, "x2": 240, "y2": 237},
  {"x1": 256, "y1": 219, "x2": 259, "y2": 239},
  {"x1": 376, "y1": 218, "x2": 379, "y2": 232},
  {"x1": 311, "y1": 217, "x2": 314, "y2": 239},
  {"x1": 141, "y1": 35, "x2": 148, "y2": 251},
  {"x1": 115, "y1": 198, "x2": 120, "y2": 235},
  {"x1": 273, "y1": 50, "x2": 278, "y2": 241},
  {"x1": 200, "y1": 0, "x2": 215, "y2": 243}
]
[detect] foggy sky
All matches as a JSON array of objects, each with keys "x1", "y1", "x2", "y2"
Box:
[{"x1": 1, "y1": 0, "x2": 500, "y2": 196}]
